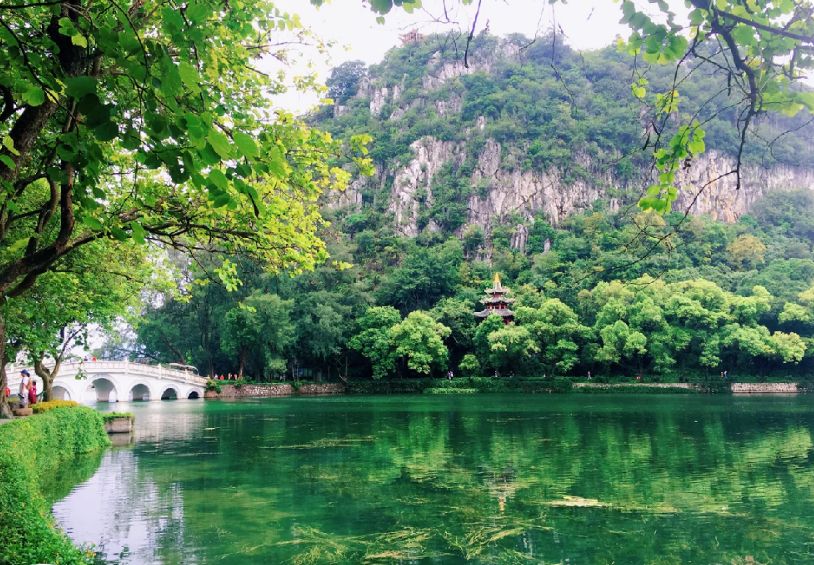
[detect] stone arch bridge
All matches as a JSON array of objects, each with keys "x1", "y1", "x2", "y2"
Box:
[{"x1": 6, "y1": 360, "x2": 206, "y2": 403}]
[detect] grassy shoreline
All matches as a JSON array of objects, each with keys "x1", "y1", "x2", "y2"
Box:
[{"x1": 0, "y1": 407, "x2": 109, "y2": 564}]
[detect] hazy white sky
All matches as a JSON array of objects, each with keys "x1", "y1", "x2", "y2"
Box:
[{"x1": 272, "y1": 0, "x2": 637, "y2": 111}]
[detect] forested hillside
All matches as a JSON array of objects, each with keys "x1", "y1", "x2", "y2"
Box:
[
  {"x1": 130, "y1": 34, "x2": 814, "y2": 384},
  {"x1": 315, "y1": 33, "x2": 814, "y2": 238}
]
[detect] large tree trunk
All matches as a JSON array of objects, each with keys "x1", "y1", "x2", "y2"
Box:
[
  {"x1": 0, "y1": 312, "x2": 11, "y2": 419},
  {"x1": 34, "y1": 356, "x2": 62, "y2": 402},
  {"x1": 238, "y1": 350, "x2": 245, "y2": 379}
]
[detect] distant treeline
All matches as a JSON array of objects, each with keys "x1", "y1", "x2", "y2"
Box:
[{"x1": 131, "y1": 189, "x2": 814, "y2": 382}]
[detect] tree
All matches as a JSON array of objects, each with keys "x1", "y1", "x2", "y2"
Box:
[
  {"x1": 727, "y1": 235, "x2": 767, "y2": 270},
  {"x1": 458, "y1": 353, "x2": 481, "y2": 377},
  {"x1": 430, "y1": 296, "x2": 477, "y2": 367},
  {"x1": 517, "y1": 299, "x2": 591, "y2": 374},
  {"x1": 221, "y1": 293, "x2": 293, "y2": 379},
  {"x1": 485, "y1": 323, "x2": 539, "y2": 376},
  {"x1": 0, "y1": 1, "x2": 369, "y2": 416},
  {"x1": 389, "y1": 311, "x2": 451, "y2": 376},
  {"x1": 326, "y1": 60, "x2": 367, "y2": 104},
  {"x1": 377, "y1": 239, "x2": 463, "y2": 312},
  {"x1": 349, "y1": 306, "x2": 401, "y2": 379},
  {"x1": 291, "y1": 290, "x2": 352, "y2": 380},
  {"x1": 5, "y1": 239, "x2": 149, "y2": 399}
]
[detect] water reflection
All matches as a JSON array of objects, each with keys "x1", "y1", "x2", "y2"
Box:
[
  {"x1": 51, "y1": 395, "x2": 814, "y2": 563},
  {"x1": 52, "y1": 450, "x2": 188, "y2": 564}
]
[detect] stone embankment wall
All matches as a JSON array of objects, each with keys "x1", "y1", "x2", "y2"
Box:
[
  {"x1": 572, "y1": 383, "x2": 696, "y2": 390},
  {"x1": 730, "y1": 383, "x2": 799, "y2": 393},
  {"x1": 205, "y1": 383, "x2": 345, "y2": 399},
  {"x1": 574, "y1": 382, "x2": 803, "y2": 393}
]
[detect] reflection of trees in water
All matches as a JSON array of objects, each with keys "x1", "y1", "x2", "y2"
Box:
[
  {"x1": 251, "y1": 401, "x2": 814, "y2": 563},
  {"x1": 132, "y1": 402, "x2": 206, "y2": 443},
  {"x1": 52, "y1": 449, "x2": 188, "y2": 564},
  {"x1": 51, "y1": 399, "x2": 814, "y2": 563},
  {"x1": 41, "y1": 449, "x2": 105, "y2": 506}
]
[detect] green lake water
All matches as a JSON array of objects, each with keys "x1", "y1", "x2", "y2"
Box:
[{"x1": 49, "y1": 394, "x2": 814, "y2": 564}]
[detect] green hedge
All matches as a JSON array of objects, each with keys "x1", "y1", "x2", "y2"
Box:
[
  {"x1": 0, "y1": 407, "x2": 110, "y2": 564},
  {"x1": 101, "y1": 412, "x2": 134, "y2": 422}
]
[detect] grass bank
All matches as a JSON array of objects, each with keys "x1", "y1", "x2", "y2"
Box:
[{"x1": 0, "y1": 407, "x2": 110, "y2": 565}]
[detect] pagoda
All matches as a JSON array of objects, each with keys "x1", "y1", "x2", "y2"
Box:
[{"x1": 474, "y1": 273, "x2": 515, "y2": 324}]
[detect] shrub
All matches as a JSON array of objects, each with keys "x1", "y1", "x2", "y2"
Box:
[
  {"x1": 0, "y1": 407, "x2": 109, "y2": 564},
  {"x1": 205, "y1": 379, "x2": 222, "y2": 393},
  {"x1": 101, "y1": 412, "x2": 134, "y2": 422},
  {"x1": 32, "y1": 400, "x2": 80, "y2": 414},
  {"x1": 425, "y1": 387, "x2": 478, "y2": 394}
]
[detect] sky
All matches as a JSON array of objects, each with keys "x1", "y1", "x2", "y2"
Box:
[{"x1": 271, "y1": 0, "x2": 638, "y2": 112}]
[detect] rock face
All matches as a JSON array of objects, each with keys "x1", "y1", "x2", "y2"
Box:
[
  {"x1": 337, "y1": 134, "x2": 814, "y2": 240},
  {"x1": 324, "y1": 36, "x2": 814, "y2": 241},
  {"x1": 387, "y1": 138, "x2": 466, "y2": 237}
]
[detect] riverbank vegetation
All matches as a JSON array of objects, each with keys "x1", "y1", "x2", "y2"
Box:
[
  {"x1": 133, "y1": 188, "x2": 814, "y2": 384},
  {"x1": 0, "y1": 0, "x2": 369, "y2": 417},
  {"x1": 0, "y1": 407, "x2": 109, "y2": 564},
  {"x1": 126, "y1": 28, "x2": 813, "y2": 385}
]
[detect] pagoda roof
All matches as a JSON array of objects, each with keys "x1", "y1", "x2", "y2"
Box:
[
  {"x1": 484, "y1": 272, "x2": 510, "y2": 295},
  {"x1": 481, "y1": 296, "x2": 515, "y2": 304},
  {"x1": 474, "y1": 308, "x2": 515, "y2": 318}
]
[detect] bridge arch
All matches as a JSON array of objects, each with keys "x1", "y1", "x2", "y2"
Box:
[
  {"x1": 187, "y1": 390, "x2": 200, "y2": 399},
  {"x1": 86, "y1": 377, "x2": 118, "y2": 403},
  {"x1": 130, "y1": 383, "x2": 151, "y2": 402},
  {"x1": 51, "y1": 385, "x2": 71, "y2": 401},
  {"x1": 160, "y1": 387, "x2": 178, "y2": 400}
]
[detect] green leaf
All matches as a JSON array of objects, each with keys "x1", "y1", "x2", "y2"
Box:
[
  {"x1": 22, "y1": 85, "x2": 45, "y2": 106},
  {"x1": 267, "y1": 146, "x2": 287, "y2": 178},
  {"x1": 130, "y1": 221, "x2": 146, "y2": 244},
  {"x1": 94, "y1": 121, "x2": 119, "y2": 141},
  {"x1": 208, "y1": 169, "x2": 228, "y2": 190},
  {"x1": 211, "y1": 192, "x2": 232, "y2": 208},
  {"x1": 178, "y1": 61, "x2": 200, "y2": 92},
  {"x1": 110, "y1": 226, "x2": 129, "y2": 241},
  {"x1": 185, "y1": 1, "x2": 209, "y2": 23},
  {"x1": 370, "y1": 0, "x2": 392, "y2": 14},
  {"x1": 66, "y1": 76, "x2": 98, "y2": 99},
  {"x1": 83, "y1": 216, "x2": 104, "y2": 231},
  {"x1": 688, "y1": 138, "x2": 705, "y2": 154},
  {"x1": 233, "y1": 131, "x2": 258, "y2": 158},
  {"x1": 206, "y1": 129, "x2": 233, "y2": 159},
  {"x1": 71, "y1": 33, "x2": 88, "y2": 48},
  {"x1": 0, "y1": 154, "x2": 15, "y2": 170},
  {"x1": 2, "y1": 135, "x2": 19, "y2": 156}
]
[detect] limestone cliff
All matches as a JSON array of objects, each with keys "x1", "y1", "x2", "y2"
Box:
[{"x1": 319, "y1": 34, "x2": 814, "y2": 239}]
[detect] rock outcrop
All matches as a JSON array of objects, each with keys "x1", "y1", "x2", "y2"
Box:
[{"x1": 322, "y1": 36, "x2": 814, "y2": 240}]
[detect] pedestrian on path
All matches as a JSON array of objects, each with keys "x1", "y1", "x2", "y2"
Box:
[
  {"x1": 28, "y1": 380, "x2": 37, "y2": 406},
  {"x1": 18, "y1": 369, "x2": 30, "y2": 408}
]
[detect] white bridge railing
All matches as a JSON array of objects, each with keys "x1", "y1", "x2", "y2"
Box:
[{"x1": 5, "y1": 360, "x2": 208, "y2": 387}]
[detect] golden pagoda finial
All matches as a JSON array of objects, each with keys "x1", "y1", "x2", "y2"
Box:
[{"x1": 493, "y1": 272, "x2": 502, "y2": 289}]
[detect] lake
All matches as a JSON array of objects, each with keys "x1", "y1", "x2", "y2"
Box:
[{"x1": 48, "y1": 394, "x2": 814, "y2": 563}]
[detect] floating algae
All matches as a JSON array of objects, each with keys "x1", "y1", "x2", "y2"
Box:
[
  {"x1": 546, "y1": 495, "x2": 610, "y2": 508},
  {"x1": 263, "y1": 436, "x2": 375, "y2": 449}
]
